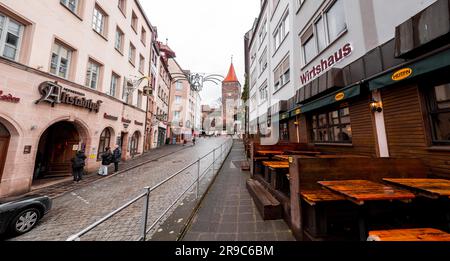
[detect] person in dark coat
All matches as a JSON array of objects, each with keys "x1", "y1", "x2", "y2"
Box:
[
  {"x1": 113, "y1": 145, "x2": 122, "y2": 173},
  {"x1": 98, "y1": 147, "x2": 113, "y2": 176},
  {"x1": 71, "y1": 151, "x2": 87, "y2": 182}
]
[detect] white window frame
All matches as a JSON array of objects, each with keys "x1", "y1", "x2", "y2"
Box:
[
  {"x1": 109, "y1": 73, "x2": 119, "y2": 97},
  {"x1": 273, "y1": 10, "x2": 289, "y2": 51},
  {"x1": 60, "y1": 0, "x2": 79, "y2": 13},
  {"x1": 86, "y1": 60, "x2": 101, "y2": 89},
  {"x1": 129, "y1": 43, "x2": 136, "y2": 64},
  {"x1": 50, "y1": 42, "x2": 72, "y2": 79},
  {"x1": 0, "y1": 14, "x2": 24, "y2": 61},
  {"x1": 92, "y1": 6, "x2": 106, "y2": 35},
  {"x1": 115, "y1": 27, "x2": 124, "y2": 52}
]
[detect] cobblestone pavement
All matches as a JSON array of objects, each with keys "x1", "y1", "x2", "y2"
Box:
[
  {"x1": 10, "y1": 137, "x2": 231, "y2": 241},
  {"x1": 182, "y1": 140, "x2": 295, "y2": 241},
  {"x1": 26, "y1": 144, "x2": 191, "y2": 199}
]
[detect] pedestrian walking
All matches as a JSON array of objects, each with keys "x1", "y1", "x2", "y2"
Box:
[
  {"x1": 192, "y1": 136, "x2": 196, "y2": 146},
  {"x1": 71, "y1": 150, "x2": 86, "y2": 182},
  {"x1": 98, "y1": 147, "x2": 113, "y2": 176},
  {"x1": 113, "y1": 145, "x2": 122, "y2": 173}
]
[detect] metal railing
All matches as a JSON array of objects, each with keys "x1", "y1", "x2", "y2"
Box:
[{"x1": 67, "y1": 138, "x2": 234, "y2": 241}]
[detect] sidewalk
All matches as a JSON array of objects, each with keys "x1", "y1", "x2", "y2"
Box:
[
  {"x1": 27, "y1": 144, "x2": 190, "y2": 199},
  {"x1": 182, "y1": 140, "x2": 295, "y2": 241}
]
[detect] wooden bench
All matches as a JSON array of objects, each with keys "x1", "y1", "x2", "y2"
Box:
[
  {"x1": 367, "y1": 228, "x2": 450, "y2": 241},
  {"x1": 246, "y1": 179, "x2": 282, "y2": 220}
]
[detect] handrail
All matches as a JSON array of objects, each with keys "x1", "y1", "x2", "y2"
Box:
[{"x1": 67, "y1": 138, "x2": 233, "y2": 241}]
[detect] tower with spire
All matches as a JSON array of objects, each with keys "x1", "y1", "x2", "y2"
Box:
[{"x1": 222, "y1": 58, "x2": 241, "y2": 134}]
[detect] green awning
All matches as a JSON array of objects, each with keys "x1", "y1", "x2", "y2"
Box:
[
  {"x1": 300, "y1": 85, "x2": 361, "y2": 114},
  {"x1": 369, "y1": 48, "x2": 450, "y2": 91},
  {"x1": 290, "y1": 107, "x2": 302, "y2": 117}
]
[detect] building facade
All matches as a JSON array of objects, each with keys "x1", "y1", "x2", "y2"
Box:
[
  {"x1": 246, "y1": 0, "x2": 450, "y2": 238},
  {"x1": 0, "y1": 0, "x2": 153, "y2": 197}
]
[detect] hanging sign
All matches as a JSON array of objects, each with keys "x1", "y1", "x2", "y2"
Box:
[{"x1": 392, "y1": 68, "x2": 413, "y2": 81}]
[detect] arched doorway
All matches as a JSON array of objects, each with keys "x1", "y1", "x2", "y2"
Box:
[
  {"x1": 130, "y1": 131, "x2": 140, "y2": 157},
  {"x1": 97, "y1": 128, "x2": 112, "y2": 160},
  {"x1": 34, "y1": 121, "x2": 83, "y2": 180},
  {"x1": 0, "y1": 122, "x2": 10, "y2": 181}
]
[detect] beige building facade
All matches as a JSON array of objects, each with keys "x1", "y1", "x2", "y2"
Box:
[{"x1": 0, "y1": 0, "x2": 154, "y2": 197}]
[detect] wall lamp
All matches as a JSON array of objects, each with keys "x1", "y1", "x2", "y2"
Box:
[{"x1": 370, "y1": 99, "x2": 383, "y2": 113}]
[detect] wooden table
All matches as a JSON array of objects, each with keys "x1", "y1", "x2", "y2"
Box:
[
  {"x1": 383, "y1": 178, "x2": 450, "y2": 199},
  {"x1": 262, "y1": 161, "x2": 289, "y2": 193},
  {"x1": 318, "y1": 180, "x2": 416, "y2": 205},
  {"x1": 273, "y1": 155, "x2": 289, "y2": 161},
  {"x1": 317, "y1": 155, "x2": 370, "y2": 159},
  {"x1": 368, "y1": 228, "x2": 450, "y2": 241},
  {"x1": 318, "y1": 180, "x2": 416, "y2": 241},
  {"x1": 285, "y1": 150, "x2": 321, "y2": 156},
  {"x1": 257, "y1": 150, "x2": 284, "y2": 156}
]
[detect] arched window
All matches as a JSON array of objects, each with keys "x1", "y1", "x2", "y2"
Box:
[
  {"x1": 98, "y1": 128, "x2": 112, "y2": 160},
  {"x1": 130, "y1": 131, "x2": 140, "y2": 156}
]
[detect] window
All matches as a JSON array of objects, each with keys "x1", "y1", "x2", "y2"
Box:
[
  {"x1": 176, "y1": 81, "x2": 183, "y2": 91},
  {"x1": 137, "y1": 90, "x2": 143, "y2": 108},
  {"x1": 259, "y1": 83, "x2": 268, "y2": 103},
  {"x1": 427, "y1": 83, "x2": 450, "y2": 144},
  {"x1": 92, "y1": 5, "x2": 107, "y2": 36},
  {"x1": 274, "y1": 11, "x2": 289, "y2": 51},
  {"x1": 115, "y1": 27, "x2": 124, "y2": 52},
  {"x1": 109, "y1": 73, "x2": 119, "y2": 97},
  {"x1": 139, "y1": 54, "x2": 145, "y2": 73},
  {"x1": 274, "y1": 55, "x2": 290, "y2": 90},
  {"x1": 85, "y1": 59, "x2": 101, "y2": 89},
  {"x1": 250, "y1": 68, "x2": 257, "y2": 89},
  {"x1": 175, "y1": 95, "x2": 182, "y2": 104},
  {"x1": 280, "y1": 122, "x2": 289, "y2": 141},
  {"x1": 129, "y1": 43, "x2": 136, "y2": 64},
  {"x1": 259, "y1": 49, "x2": 268, "y2": 75},
  {"x1": 141, "y1": 27, "x2": 146, "y2": 44},
  {"x1": 326, "y1": 0, "x2": 346, "y2": 42},
  {"x1": 250, "y1": 93, "x2": 257, "y2": 112},
  {"x1": 50, "y1": 42, "x2": 72, "y2": 79},
  {"x1": 0, "y1": 14, "x2": 23, "y2": 61},
  {"x1": 301, "y1": 0, "x2": 347, "y2": 65},
  {"x1": 97, "y1": 128, "x2": 111, "y2": 160},
  {"x1": 311, "y1": 106, "x2": 352, "y2": 144},
  {"x1": 118, "y1": 0, "x2": 126, "y2": 14},
  {"x1": 174, "y1": 111, "x2": 181, "y2": 121},
  {"x1": 60, "y1": 0, "x2": 79, "y2": 13},
  {"x1": 131, "y1": 11, "x2": 138, "y2": 31},
  {"x1": 258, "y1": 19, "x2": 267, "y2": 46}
]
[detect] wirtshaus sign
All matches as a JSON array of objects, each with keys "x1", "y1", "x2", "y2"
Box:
[
  {"x1": 35, "y1": 81, "x2": 103, "y2": 113},
  {"x1": 300, "y1": 43, "x2": 353, "y2": 85}
]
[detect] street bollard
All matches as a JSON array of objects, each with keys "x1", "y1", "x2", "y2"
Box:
[
  {"x1": 140, "y1": 187, "x2": 151, "y2": 241},
  {"x1": 196, "y1": 158, "x2": 200, "y2": 199}
]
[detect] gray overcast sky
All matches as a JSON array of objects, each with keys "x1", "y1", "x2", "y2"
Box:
[{"x1": 140, "y1": 0, "x2": 260, "y2": 106}]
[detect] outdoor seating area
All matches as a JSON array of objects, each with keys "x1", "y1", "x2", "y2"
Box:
[{"x1": 245, "y1": 141, "x2": 450, "y2": 241}]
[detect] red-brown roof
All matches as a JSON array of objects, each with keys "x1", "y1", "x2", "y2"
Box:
[{"x1": 223, "y1": 63, "x2": 238, "y2": 82}]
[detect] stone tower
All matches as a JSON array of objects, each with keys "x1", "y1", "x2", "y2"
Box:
[{"x1": 222, "y1": 61, "x2": 241, "y2": 134}]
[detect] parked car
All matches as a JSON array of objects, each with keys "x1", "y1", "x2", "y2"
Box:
[{"x1": 0, "y1": 195, "x2": 52, "y2": 236}]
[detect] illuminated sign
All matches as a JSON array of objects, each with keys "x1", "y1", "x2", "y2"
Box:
[{"x1": 392, "y1": 68, "x2": 413, "y2": 81}]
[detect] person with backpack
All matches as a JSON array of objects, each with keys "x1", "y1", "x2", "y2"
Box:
[
  {"x1": 71, "y1": 150, "x2": 87, "y2": 182},
  {"x1": 98, "y1": 147, "x2": 113, "y2": 176}
]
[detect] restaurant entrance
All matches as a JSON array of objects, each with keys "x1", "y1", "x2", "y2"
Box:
[
  {"x1": 0, "y1": 122, "x2": 10, "y2": 181},
  {"x1": 33, "y1": 121, "x2": 82, "y2": 181}
]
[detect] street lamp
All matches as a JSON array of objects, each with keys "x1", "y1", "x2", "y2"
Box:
[
  {"x1": 171, "y1": 72, "x2": 224, "y2": 92},
  {"x1": 127, "y1": 75, "x2": 153, "y2": 97}
]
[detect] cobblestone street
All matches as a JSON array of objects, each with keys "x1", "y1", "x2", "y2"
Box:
[{"x1": 10, "y1": 137, "x2": 231, "y2": 241}]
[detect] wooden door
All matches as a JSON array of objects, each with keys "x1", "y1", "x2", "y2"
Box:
[{"x1": 0, "y1": 136, "x2": 9, "y2": 179}]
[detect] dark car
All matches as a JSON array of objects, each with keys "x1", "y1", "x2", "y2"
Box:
[{"x1": 0, "y1": 195, "x2": 52, "y2": 236}]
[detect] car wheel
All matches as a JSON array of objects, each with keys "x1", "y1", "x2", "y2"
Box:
[{"x1": 10, "y1": 208, "x2": 41, "y2": 235}]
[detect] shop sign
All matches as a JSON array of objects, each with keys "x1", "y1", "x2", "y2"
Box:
[
  {"x1": 36, "y1": 81, "x2": 102, "y2": 113},
  {"x1": 392, "y1": 68, "x2": 413, "y2": 81},
  {"x1": 122, "y1": 117, "x2": 132, "y2": 124},
  {"x1": 281, "y1": 112, "x2": 289, "y2": 120},
  {"x1": 104, "y1": 113, "x2": 118, "y2": 121},
  {"x1": 291, "y1": 108, "x2": 302, "y2": 117},
  {"x1": 300, "y1": 43, "x2": 353, "y2": 85},
  {"x1": 335, "y1": 92, "x2": 345, "y2": 101},
  {"x1": 135, "y1": 121, "x2": 143, "y2": 126},
  {"x1": 0, "y1": 90, "x2": 20, "y2": 103}
]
